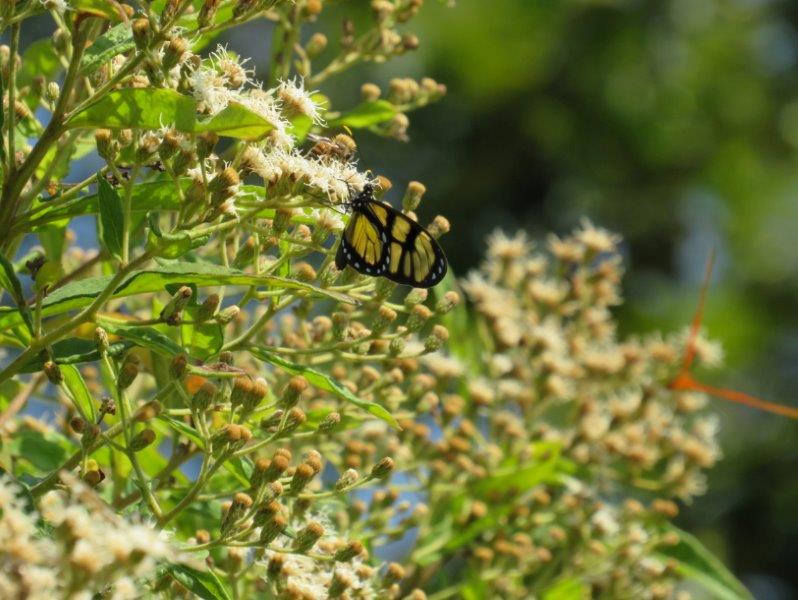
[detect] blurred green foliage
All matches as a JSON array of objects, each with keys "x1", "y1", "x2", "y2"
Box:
[{"x1": 282, "y1": 0, "x2": 798, "y2": 596}]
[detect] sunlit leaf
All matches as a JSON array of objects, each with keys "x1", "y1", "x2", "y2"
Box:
[
  {"x1": 67, "y1": 88, "x2": 275, "y2": 140},
  {"x1": 61, "y1": 364, "x2": 96, "y2": 421},
  {"x1": 96, "y1": 175, "x2": 125, "y2": 260},
  {"x1": 0, "y1": 261, "x2": 355, "y2": 331},
  {"x1": 0, "y1": 254, "x2": 34, "y2": 337},
  {"x1": 250, "y1": 347, "x2": 400, "y2": 429},
  {"x1": 655, "y1": 526, "x2": 753, "y2": 600},
  {"x1": 166, "y1": 563, "x2": 232, "y2": 600},
  {"x1": 80, "y1": 22, "x2": 135, "y2": 75},
  {"x1": 327, "y1": 100, "x2": 397, "y2": 129}
]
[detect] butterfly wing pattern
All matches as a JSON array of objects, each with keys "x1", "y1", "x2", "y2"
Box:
[{"x1": 335, "y1": 186, "x2": 448, "y2": 288}]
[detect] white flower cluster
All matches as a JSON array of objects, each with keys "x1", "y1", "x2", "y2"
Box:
[{"x1": 0, "y1": 475, "x2": 178, "y2": 600}]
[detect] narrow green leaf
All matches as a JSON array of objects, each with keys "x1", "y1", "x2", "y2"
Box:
[
  {"x1": 159, "y1": 415, "x2": 205, "y2": 448},
  {"x1": 20, "y1": 338, "x2": 131, "y2": 373},
  {"x1": 80, "y1": 22, "x2": 135, "y2": 75},
  {"x1": 0, "y1": 254, "x2": 34, "y2": 336},
  {"x1": 97, "y1": 318, "x2": 184, "y2": 357},
  {"x1": 250, "y1": 347, "x2": 400, "y2": 429},
  {"x1": 327, "y1": 100, "x2": 397, "y2": 129},
  {"x1": 0, "y1": 261, "x2": 356, "y2": 331},
  {"x1": 166, "y1": 564, "x2": 232, "y2": 600},
  {"x1": 73, "y1": 0, "x2": 127, "y2": 21},
  {"x1": 61, "y1": 364, "x2": 96, "y2": 421},
  {"x1": 147, "y1": 213, "x2": 211, "y2": 259},
  {"x1": 96, "y1": 174, "x2": 125, "y2": 260},
  {"x1": 67, "y1": 88, "x2": 275, "y2": 140},
  {"x1": 542, "y1": 579, "x2": 589, "y2": 600},
  {"x1": 655, "y1": 526, "x2": 753, "y2": 600}
]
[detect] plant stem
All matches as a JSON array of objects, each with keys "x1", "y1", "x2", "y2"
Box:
[
  {"x1": 0, "y1": 252, "x2": 152, "y2": 386},
  {"x1": 6, "y1": 22, "x2": 20, "y2": 177}
]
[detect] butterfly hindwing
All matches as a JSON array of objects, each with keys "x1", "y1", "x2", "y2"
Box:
[{"x1": 336, "y1": 195, "x2": 447, "y2": 288}]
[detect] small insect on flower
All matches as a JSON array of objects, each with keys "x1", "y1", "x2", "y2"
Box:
[{"x1": 335, "y1": 183, "x2": 448, "y2": 287}]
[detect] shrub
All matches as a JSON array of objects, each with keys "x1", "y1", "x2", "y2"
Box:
[{"x1": 0, "y1": 1, "x2": 750, "y2": 599}]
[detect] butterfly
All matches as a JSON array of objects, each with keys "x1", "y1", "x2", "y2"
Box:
[{"x1": 334, "y1": 183, "x2": 448, "y2": 287}]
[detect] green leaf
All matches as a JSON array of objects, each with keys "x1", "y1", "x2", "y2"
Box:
[
  {"x1": 37, "y1": 222, "x2": 68, "y2": 262},
  {"x1": 542, "y1": 579, "x2": 589, "y2": 600},
  {"x1": 20, "y1": 337, "x2": 131, "y2": 373},
  {"x1": 159, "y1": 415, "x2": 205, "y2": 448},
  {"x1": 28, "y1": 179, "x2": 193, "y2": 229},
  {"x1": 182, "y1": 304, "x2": 223, "y2": 360},
  {"x1": 96, "y1": 318, "x2": 184, "y2": 357},
  {"x1": 0, "y1": 261, "x2": 356, "y2": 331},
  {"x1": 80, "y1": 22, "x2": 135, "y2": 75},
  {"x1": 61, "y1": 364, "x2": 96, "y2": 421},
  {"x1": 655, "y1": 526, "x2": 753, "y2": 600},
  {"x1": 0, "y1": 254, "x2": 34, "y2": 336},
  {"x1": 166, "y1": 563, "x2": 232, "y2": 600},
  {"x1": 10, "y1": 428, "x2": 72, "y2": 472},
  {"x1": 250, "y1": 348, "x2": 400, "y2": 429},
  {"x1": 147, "y1": 213, "x2": 211, "y2": 259},
  {"x1": 18, "y1": 39, "x2": 62, "y2": 108},
  {"x1": 96, "y1": 174, "x2": 125, "y2": 260},
  {"x1": 67, "y1": 88, "x2": 275, "y2": 140},
  {"x1": 73, "y1": 0, "x2": 127, "y2": 21},
  {"x1": 327, "y1": 100, "x2": 397, "y2": 129}
]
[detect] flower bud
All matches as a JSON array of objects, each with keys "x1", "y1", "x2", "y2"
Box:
[
  {"x1": 45, "y1": 81, "x2": 60, "y2": 104},
  {"x1": 293, "y1": 521, "x2": 324, "y2": 553},
  {"x1": 406, "y1": 304, "x2": 432, "y2": 332},
  {"x1": 334, "y1": 540, "x2": 364, "y2": 562},
  {"x1": 163, "y1": 38, "x2": 188, "y2": 70},
  {"x1": 318, "y1": 411, "x2": 341, "y2": 433},
  {"x1": 289, "y1": 462, "x2": 315, "y2": 495},
  {"x1": 306, "y1": 32, "x2": 328, "y2": 57},
  {"x1": 117, "y1": 355, "x2": 140, "y2": 390},
  {"x1": 361, "y1": 82, "x2": 381, "y2": 102},
  {"x1": 435, "y1": 291, "x2": 460, "y2": 314},
  {"x1": 94, "y1": 327, "x2": 110, "y2": 354},
  {"x1": 95, "y1": 129, "x2": 116, "y2": 162},
  {"x1": 170, "y1": 354, "x2": 188, "y2": 380},
  {"x1": 273, "y1": 208, "x2": 294, "y2": 233},
  {"x1": 370, "y1": 457, "x2": 395, "y2": 480},
  {"x1": 335, "y1": 468, "x2": 359, "y2": 491},
  {"x1": 229, "y1": 376, "x2": 254, "y2": 410},
  {"x1": 402, "y1": 181, "x2": 426, "y2": 212},
  {"x1": 159, "y1": 131, "x2": 181, "y2": 162},
  {"x1": 404, "y1": 288, "x2": 427, "y2": 306},
  {"x1": 215, "y1": 305, "x2": 240, "y2": 324},
  {"x1": 191, "y1": 380, "x2": 218, "y2": 411},
  {"x1": 130, "y1": 428, "x2": 156, "y2": 452},
  {"x1": 428, "y1": 215, "x2": 450, "y2": 238},
  {"x1": 171, "y1": 148, "x2": 196, "y2": 176},
  {"x1": 132, "y1": 18, "x2": 150, "y2": 50},
  {"x1": 196, "y1": 294, "x2": 220, "y2": 322},
  {"x1": 197, "y1": 132, "x2": 219, "y2": 160},
  {"x1": 199, "y1": 0, "x2": 221, "y2": 26},
  {"x1": 221, "y1": 492, "x2": 253, "y2": 533},
  {"x1": 424, "y1": 325, "x2": 449, "y2": 352},
  {"x1": 159, "y1": 285, "x2": 193, "y2": 324},
  {"x1": 259, "y1": 512, "x2": 286, "y2": 545},
  {"x1": 281, "y1": 376, "x2": 308, "y2": 409}
]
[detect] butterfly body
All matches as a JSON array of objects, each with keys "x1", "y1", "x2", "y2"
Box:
[{"x1": 335, "y1": 184, "x2": 448, "y2": 288}]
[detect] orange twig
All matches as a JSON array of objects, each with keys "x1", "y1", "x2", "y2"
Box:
[{"x1": 670, "y1": 249, "x2": 798, "y2": 420}]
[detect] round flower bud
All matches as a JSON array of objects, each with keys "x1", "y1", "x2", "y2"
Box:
[
  {"x1": 281, "y1": 376, "x2": 308, "y2": 409},
  {"x1": 293, "y1": 521, "x2": 324, "y2": 553},
  {"x1": 370, "y1": 457, "x2": 395, "y2": 480},
  {"x1": 361, "y1": 82, "x2": 381, "y2": 102},
  {"x1": 130, "y1": 428, "x2": 156, "y2": 452},
  {"x1": 334, "y1": 540, "x2": 364, "y2": 562}
]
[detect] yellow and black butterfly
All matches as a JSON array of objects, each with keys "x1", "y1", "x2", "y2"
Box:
[{"x1": 335, "y1": 183, "x2": 448, "y2": 287}]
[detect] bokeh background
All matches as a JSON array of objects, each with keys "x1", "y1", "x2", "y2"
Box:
[
  {"x1": 287, "y1": 0, "x2": 798, "y2": 597},
  {"x1": 16, "y1": 0, "x2": 798, "y2": 596}
]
